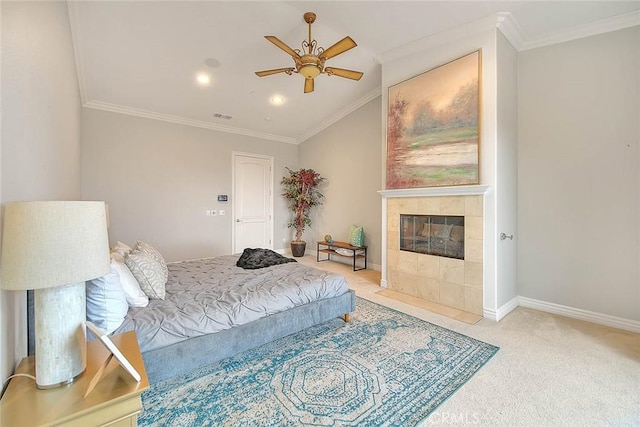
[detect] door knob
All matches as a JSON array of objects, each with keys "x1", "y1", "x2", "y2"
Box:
[
  {"x1": 500, "y1": 232, "x2": 513, "y2": 240},
  {"x1": 236, "y1": 219, "x2": 241, "y2": 222}
]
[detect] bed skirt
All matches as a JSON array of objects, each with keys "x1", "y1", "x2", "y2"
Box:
[{"x1": 142, "y1": 289, "x2": 356, "y2": 383}]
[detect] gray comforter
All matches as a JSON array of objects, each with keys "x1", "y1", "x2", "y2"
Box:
[{"x1": 113, "y1": 255, "x2": 350, "y2": 352}]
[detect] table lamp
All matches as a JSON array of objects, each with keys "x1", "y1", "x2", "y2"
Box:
[{"x1": 1, "y1": 201, "x2": 110, "y2": 389}]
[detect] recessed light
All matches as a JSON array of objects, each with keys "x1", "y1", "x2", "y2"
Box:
[
  {"x1": 196, "y1": 73, "x2": 211, "y2": 86},
  {"x1": 270, "y1": 95, "x2": 285, "y2": 105}
]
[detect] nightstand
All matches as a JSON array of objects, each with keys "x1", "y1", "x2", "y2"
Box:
[{"x1": 0, "y1": 331, "x2": 149, "y2": 426}]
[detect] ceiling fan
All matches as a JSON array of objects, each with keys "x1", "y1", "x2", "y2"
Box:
[{"x1": 255, "y1": 12, "x2": 364, "y2": 93}]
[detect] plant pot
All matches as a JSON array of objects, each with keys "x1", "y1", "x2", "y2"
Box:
[{"x1": 290, "y1": 241, "x2": 306, "y2": 257}]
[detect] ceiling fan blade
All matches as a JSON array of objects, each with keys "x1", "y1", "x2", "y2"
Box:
[
  {"x1": 304, "y1": 78, "x2": 314, "y2": 93},
  {"x1": 324, "y1": 67, "x2": 364, "y2": 81},
  {"x1": 319, "y1": 36, "x2": 357, "y2": 60},
  {"x1": 255, "y1": 68, "x2": 295, "y2": 77},
  {"x1": 264, "y1": 36, "x2": 301, "y2": 58}
]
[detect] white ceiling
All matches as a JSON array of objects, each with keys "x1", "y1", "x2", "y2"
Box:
[{"x1": 68, "y1": 1, "x2": 640, "y2": 144}]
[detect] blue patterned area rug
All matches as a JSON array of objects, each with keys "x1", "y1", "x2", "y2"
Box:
[{"x1": 139, "y1": 298, "x2": 498, "y2": 426}]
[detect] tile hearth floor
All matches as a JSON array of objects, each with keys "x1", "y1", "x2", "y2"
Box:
[{"x1": 296, "y1": 255, "x2": 482, "y2": 325}]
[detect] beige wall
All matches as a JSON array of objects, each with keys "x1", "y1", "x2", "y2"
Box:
[
  {"x1": 81, "y1": 108, "x2": 298, "y2": 262},
  {"x1": 298, "y1": 97, "x2": 383, "y2": 267},
  {"x1": 1, "y1": 1, "x2": 82, "y2": 385},
  {"x1": 518, "y1": 26, "x2": 639, "y2": 320}
]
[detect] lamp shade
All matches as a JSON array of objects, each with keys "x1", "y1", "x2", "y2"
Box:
[{"x1": 1, "y1": 201, "x2": 110, "y2": 290}]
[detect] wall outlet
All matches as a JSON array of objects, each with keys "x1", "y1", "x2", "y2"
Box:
[{"x1": 219, "y1": 210, "x2": 226, "y2": 216}]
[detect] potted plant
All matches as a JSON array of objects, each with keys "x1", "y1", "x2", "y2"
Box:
[{"x1": 281, "y1": 167, "x2": 325, "y2": 257}]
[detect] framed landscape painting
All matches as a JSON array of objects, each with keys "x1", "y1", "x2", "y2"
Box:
[{"x1": 386, "y1": 50, "x2": 481, "y2": 189}]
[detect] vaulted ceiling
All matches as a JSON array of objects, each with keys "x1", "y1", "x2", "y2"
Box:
[{"x1": 68, "y1": 1, "x2": 639, "y2": 143}]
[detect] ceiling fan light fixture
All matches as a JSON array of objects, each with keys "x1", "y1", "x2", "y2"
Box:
[
  {"x1": 255, "y1": 12, "x2": 363, "y2": 93},
  {"x1": 299, "y1": 64, "x2": 321, "y2": 79}
]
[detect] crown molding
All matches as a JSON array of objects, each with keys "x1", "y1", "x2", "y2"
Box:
[
  {"x1": 83, "y1": 93, "x2": 385, "y2": 146},
  {"x1": 297, "y1": 87, "x2": 382, "y2": 143},
  {"x1": 379, "y1": 10, "x2": 640, "y2": 59},
  {"x1": 380, "y1": 13, "x2": 505, "y2": 63},
  {"x1": 84, "y1": 101, "x2": 298, "y2": 144},
  {"x1": 496, "y1": 12, "x2": 524, "y2": 51},
  {"x1": 521, "y1": 10, "x2": 640, "y2": 51},
  {"x1": 67, "y1": 1, "x2": 88, "y2": 104}
]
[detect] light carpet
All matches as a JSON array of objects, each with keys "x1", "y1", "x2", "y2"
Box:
[{"x1": 139, "y1": 298, "x2": 498, "y2": 426}]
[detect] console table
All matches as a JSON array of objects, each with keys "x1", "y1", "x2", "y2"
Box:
[
  {"x1": 317, "y1": 240, "x2": 367, "y2": 271},
  {"x1": 0, "y1": 331, "x2": 148, "y2": 426}
]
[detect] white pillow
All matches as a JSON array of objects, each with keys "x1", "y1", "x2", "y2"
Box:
[
  {"x1": 86, "y1": 267, "x2": 129, "y2": 334},
  {"x1": 111, "y1": 259, "x2": 148, "y2": 307},
  {"x1": 125, "y1": 250, "x2": 167, "y2": 300}
]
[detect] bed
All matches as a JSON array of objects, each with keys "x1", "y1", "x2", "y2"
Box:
[{"x1": 111, "y1": 252, "x2": 355, "y2": 383}]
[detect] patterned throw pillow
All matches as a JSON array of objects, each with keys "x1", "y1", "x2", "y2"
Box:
[
  {"x1": 136, "y1": 241, "x2": 168, "y2": 275},
  {"x1": 125, "y1": 250, "x2": 167, "y2": 300},
  {"x1": 348, "y1": 225, "x2": 364, "y2": 247}
]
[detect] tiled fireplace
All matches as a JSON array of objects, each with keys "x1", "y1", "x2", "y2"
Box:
[{"x1": 384, "y1": 194, "x2": 485, "y2": 316}]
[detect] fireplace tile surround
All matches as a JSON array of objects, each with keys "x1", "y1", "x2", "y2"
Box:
[{"x1": 385, "y1": 194, "x2": 484, "y2": 316}]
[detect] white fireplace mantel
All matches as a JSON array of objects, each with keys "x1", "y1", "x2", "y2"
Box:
[{"x1": 378, "y1": 185, "x2": 492, "y2": 198}]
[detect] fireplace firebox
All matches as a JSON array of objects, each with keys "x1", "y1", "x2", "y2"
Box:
[{"x1": 400, "y1": 214, "x2": 464, "y2": 259}]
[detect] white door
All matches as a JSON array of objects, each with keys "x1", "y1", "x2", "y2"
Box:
[{"x1": 232, "y1": 152, "x2": 273, "y2": 253}]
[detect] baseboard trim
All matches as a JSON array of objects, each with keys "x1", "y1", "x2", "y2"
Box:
[
  {"x1": 227, "y1": 258, "x2": 639, "y2": 332},
  {"x1": 518, "y1": 296, "x2": 640, "y2": 334},
  {"x1": 483, "y1": 296, "x2": 519, "y2": 321}
]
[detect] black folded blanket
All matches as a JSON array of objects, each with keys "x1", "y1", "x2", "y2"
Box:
[{"x1": 236, "y1": 248, "x2": 297, "y2": 269}]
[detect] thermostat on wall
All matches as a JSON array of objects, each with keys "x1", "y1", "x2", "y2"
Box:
[{"x1": 217, "y1": 195, "x2": 228, "y2": 202}]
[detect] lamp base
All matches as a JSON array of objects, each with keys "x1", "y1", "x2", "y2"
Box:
[{"x1": 34, "y1": 282, "x2": 87, "y2": 389}]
